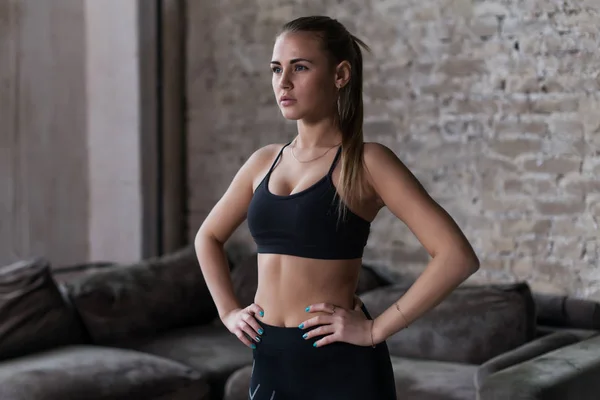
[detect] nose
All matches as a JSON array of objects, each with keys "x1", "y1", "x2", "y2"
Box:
[{"x1": 278, "y1": 69, "x2": 292, "y2": 90}]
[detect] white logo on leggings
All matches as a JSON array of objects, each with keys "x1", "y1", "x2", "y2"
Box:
[{"x1": 249, "y1": 360, "x2": 276, "y2": 399}]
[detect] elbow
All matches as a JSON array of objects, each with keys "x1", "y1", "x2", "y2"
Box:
[{"x1": 465, "y1": 252, "x2": 480, "y2": 275}]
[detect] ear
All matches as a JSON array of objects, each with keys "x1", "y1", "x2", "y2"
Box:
[{"x1": 334, "y1": 60, "x2": 352, "y2": 89}]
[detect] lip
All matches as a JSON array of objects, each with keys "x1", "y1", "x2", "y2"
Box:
[{"x1": 279, "y1": 96, "x2": 296, "y2": 106}]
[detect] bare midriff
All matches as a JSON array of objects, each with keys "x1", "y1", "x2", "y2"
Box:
[{"x1": 253, "y1": 253, "x2": 362, "y2": 327}]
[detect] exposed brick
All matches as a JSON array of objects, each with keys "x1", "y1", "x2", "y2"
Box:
[
  {"x1": 528, "y1": 280, "x2": 569, "y2": 295},
  {"x1": 481, "y1": 194, "x2": 534, "y2": 213},
  {"x1": 506, "y1": 75, "x2": 545, "y2": 93},
  {"x1": 500, "y1": 96, "x2": 534, "y2": 114},
  {"x1": 445, "y1": 95, "x2": 499, "y2": 115},
  {"x1": 550, "y1": 119, "x2": 584, "y2": 138},
  {"x1": 480, "y1": 237, "x2": 517, "y2": 256},
  {"x1": 420, "y1": 80, "x2": 463, "y2": 96},
  {"x1": 579, "y1": 95, "x2": 600, "y2": 146},
  {"x1": 441, "y1": 119, "x2": 487, "y2": 140},
  {"x1": 517, "y1": 238, "x2": 552, "y2": 257},
  {"x1": 500, "y1": 218, "x2": 552, "y2": 236},
  {"x1": 522, "y1": 157, "x2": 581, "y2": 174},
  {"x1": 536, "y1": 198, "x2": 586, "y2": 215},
  {"x1": 537, "y1": 261, "x2": 570, "y2": 280},
  {"x1": 552, "y1": 238, "x2": 585, "y2": 260},
  {"x1": 470, "y1": 16, "x2": 499, "y2": 38},
  {"x1": 490, "y1": 138, "x2": 542, "y2": 158},
  {"x1": 550, "y1": 216, "x2": 598, "y2": 238},
  {"x1": 437, "y1": 58, "x2": 487, "y2": 77},
  {"x1": 561, "y1": 176, "x2": 600, "y2": 197},
  {"x1": 583, "y1": 241, "x2": 598, "y2": 263},
  {"x1": 530, "y1": 95, "x2": 580, "y2": 114},
  {"x1": 479, "y1": 157, "x2": 519, "y2": 174},
  {"x1": 495, "y1": 120, "x2": 548, "y2": 136},
  {"x1": 511, "y1": 258, "x2": 534, "y2": 279},
  {"x1": 503, "y1": 179, "x2": 523, "y2": 193}
]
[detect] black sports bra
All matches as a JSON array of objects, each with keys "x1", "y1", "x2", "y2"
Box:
[{"x1": 247, "y1": 142, "x2": 371, "y2": 260}]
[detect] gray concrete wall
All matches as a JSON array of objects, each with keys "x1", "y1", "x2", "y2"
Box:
[
  {"x1": 85, "y1": 0, "x2": 146, "y2": 264},
  {"x1": 0, "y1": 0, "x2": 149, "y2": 267},
  {"x1": 0, "y1": 0, "x2": 88, "y2": 266},
  {"x1": 185, "y1": 1, "x2": 600, "y2": 299}
]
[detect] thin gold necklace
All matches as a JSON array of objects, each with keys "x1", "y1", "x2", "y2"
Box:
[{"x1": 290, "y1": 138, "x2": 341, "y2": 163}]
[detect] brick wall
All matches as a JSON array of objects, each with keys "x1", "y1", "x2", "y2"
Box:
[{"x1": 186, "y1": 1, "x2": 600, "y2": 299}]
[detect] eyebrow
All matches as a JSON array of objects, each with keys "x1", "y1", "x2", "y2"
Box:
[{"x1": 270, "y1": 58, "x2": 313, "y2": 65}]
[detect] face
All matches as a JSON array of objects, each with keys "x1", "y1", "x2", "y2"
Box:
[{"x1": 270, "y1": 31, "x2": 349, "y2": 122}]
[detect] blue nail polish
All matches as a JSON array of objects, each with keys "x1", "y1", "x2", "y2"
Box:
[
  {"x1": 259, "y1": 311, "x2": 264, "y2": 317},
  {"x1": 302, "y1": 333, "x2": 308, "y2": 339},
  {"x1": 258, "y1": 328, "x2": 264, "y2": 335},
  {"x1": 313, "y1": 342, "x2": 318, "y2": 348},
  {"x1": 298, "y1": 323, "x2": 304, "y2": 329},
  {"x1": 251, "y1": 344, "x2": 256, "y2": 349},
  {"x1": 305, "y1": 307, "x2": 310, "y2": 312}
]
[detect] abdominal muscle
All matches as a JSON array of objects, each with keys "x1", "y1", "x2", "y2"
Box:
[{"x1": 253, "y1": 253, "x2": 362, "y2": 327}]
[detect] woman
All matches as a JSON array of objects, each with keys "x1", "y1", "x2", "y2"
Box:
[{"x1": 195, "y1": 16, "x2": 480, "y2": 400}]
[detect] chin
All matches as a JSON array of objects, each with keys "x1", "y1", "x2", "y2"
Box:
[{"x1": 279, "y1": 109, "x2": 303, "y2": 121}]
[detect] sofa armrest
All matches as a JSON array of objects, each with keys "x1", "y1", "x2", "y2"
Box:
[
  {"x1": 478, "y1": 333, "x2": 600, "y2": 400},
  {"x1": 475, "y1": 331, "x2": 595, "y2": 390}
]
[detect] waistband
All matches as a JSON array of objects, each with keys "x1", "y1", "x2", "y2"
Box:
[{"x1": 254, "y1": 303, "x2": 374, "y2": 353}]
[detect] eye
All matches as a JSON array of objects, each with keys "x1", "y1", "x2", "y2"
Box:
[
  {"x1": 271, "y1": 66, "x2": 281, "y2": 73},
  {"x1": 294, "y1": 65, "x2": 307, "y2": 71}
]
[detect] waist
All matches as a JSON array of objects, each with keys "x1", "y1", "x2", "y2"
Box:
[{"x1": 253, "y1": 254, "x2": 361, "y2": 327}]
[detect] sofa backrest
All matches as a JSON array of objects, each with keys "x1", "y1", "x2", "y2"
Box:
[
  {"x1": 533, "y1": 292, "x2": 600, "y2": 330},
  {"x1": 65, "y1": 246, "x2": 218, "y2": 344},
  {"x1": 0, "y1": 258, "x2": 88, "y2": 361},
  {"x1": 361, "y1": 281, "x2": 537, "y2": 364}
]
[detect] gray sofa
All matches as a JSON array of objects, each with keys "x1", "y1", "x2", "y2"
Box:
[{"x1": 1, "y1": 246, "x2": 599, "y2": 400}]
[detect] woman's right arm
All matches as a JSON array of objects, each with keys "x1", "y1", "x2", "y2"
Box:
[{"x1": 194, "y1": 145, "x2": 276, "y2": 346}]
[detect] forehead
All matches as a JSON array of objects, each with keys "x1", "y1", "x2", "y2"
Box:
[{"x1": 271, "y1": 31, "x2": 325, "y2": 61}]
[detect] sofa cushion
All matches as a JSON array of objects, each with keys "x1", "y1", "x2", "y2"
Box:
[
  {"x1": 0, "y1": 345, "x2": 209, "y2": 400},
  {"x1": 390, "y1": 356, "x2": 477, "y2": 400},
  {"x1": 474, "y1": 331, "x2": 591, "y2": 391},
  {"x1": 231, "y1": 253, "x2": 388, "y2": 308},
  {"x1": 119, "y1": 324, "x2": 252, "y2": 400},
  {"x1": 0, "y1": 258, "x2": 87, "y2": 361},
  {"x1": 66, "y1": 246, "x2": 217, "y2": 344},
  {"x1": 223, "y1": 357, "x2": 477, "y2": 400},
  {"x1": 361, "y1": 282, "x2": 536, "y2": 364},
  {"x1": 533, "y1": 292, "x2": 600, "y2": 330}
]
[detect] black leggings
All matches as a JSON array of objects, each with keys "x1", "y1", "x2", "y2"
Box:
[{"x1": 248, "y1": 304, "x2": 397, "y2": 400}]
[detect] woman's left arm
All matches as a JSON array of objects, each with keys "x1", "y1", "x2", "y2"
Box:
[{"x1": 363, "y1": 142, "x2": 481, "y2": 345}]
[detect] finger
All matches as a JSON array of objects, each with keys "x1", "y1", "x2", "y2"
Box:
[
  {"x1": 240, "y1": 312, "x2": 264, "y2": 339},
  {"x1": 299, "y1": 315, "x2": 333, "y2": 329},
  {"x1": 353, "y1": 295, "x2": 363, "y2": 310},
  {"x1": 301, "y1": 323, "x2": 335, "y2": 340},
  {"x1": 313, "y1": 333, "x2": 339, "y2": 348},
  {"x1": 234, "y1": 329, "x2": 255, "y2": 348},
  {"x1": 305, "y1": 303, "x2": 337, "y2": 314},
  {"x1": 248, "y1": 303, "x2": 265, "y2": 318}
]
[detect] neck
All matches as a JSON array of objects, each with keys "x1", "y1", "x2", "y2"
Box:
[{"x1": 295, "y1": 115, "x2": 342, "y2": 148}]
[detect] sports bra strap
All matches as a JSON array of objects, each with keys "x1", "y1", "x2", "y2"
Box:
[
  {"x1": 327, "y1": 146, "x2": 343, "y2": 176},
  {"x1": 266, "y1": 142, "x2": 292, "y2": 175}
]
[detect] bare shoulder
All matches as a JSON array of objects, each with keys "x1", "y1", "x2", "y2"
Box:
[
  {"x1": 245, "y1": 143, "x2": 286, "y2": 172},
  {"x1": 362, "y1": 141, "x2": 477, "y2": 262},
  {"x1": 196, "y1": 142, "x2": 286, "y2": 243},
  {"x1": 362, "y1": 141, "x2": 420, "y2": 190}
]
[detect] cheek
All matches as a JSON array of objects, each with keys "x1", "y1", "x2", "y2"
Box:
[{"x1": 301, "y1": 75, "x2": 333, "y2": 99}]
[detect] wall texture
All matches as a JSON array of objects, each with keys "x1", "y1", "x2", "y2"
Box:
[
  {"x1": 186, "y1": 1, "x2": 600, "y2": 298},
  {"x1": 0, "y1": 0, "x2": 153, "y2": 266},
  {"x1": 0, "y1": 0, "x2": 89, "y2": 266}
]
